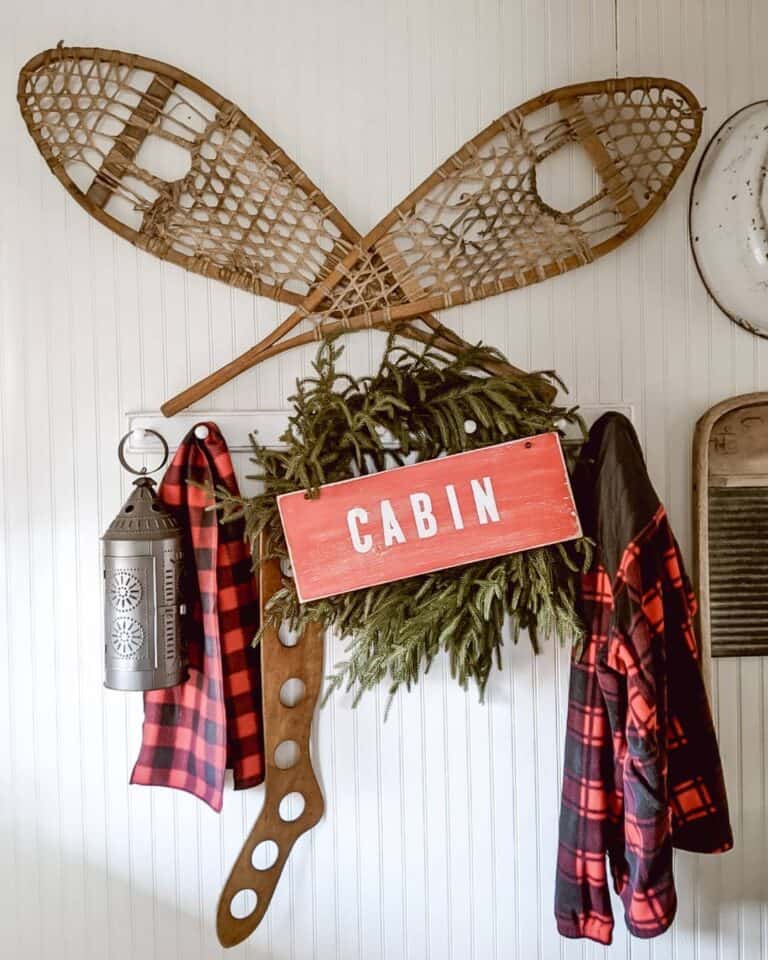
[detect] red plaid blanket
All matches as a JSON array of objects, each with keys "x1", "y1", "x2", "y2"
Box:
[
  {"x1": 555, "y1": 414, "x2": 732, "y2": 944},
  {"x1": 131, "y1": 423, "x2": 265, "y2": 811}
]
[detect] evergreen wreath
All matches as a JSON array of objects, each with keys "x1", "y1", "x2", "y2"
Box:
[{"x1": 216, "y1": 334, "x2": 592, "y2": 709}]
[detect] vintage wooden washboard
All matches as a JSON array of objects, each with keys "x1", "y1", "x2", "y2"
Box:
[{"x1": 693, "y1": 393, "x2": 768, "y2": 668}]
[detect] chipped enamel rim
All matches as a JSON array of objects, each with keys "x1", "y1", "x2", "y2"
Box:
[{"x1": 690, "y1": 100, "x2": 768, "y2": 338}]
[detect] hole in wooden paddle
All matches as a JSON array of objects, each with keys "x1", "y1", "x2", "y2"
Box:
[
  {"x1": 274, "y1": 740, "x2": 300, "y2": 769},
  {"x1": 278, "y1": 624, "x2": 299, "y2": 648},
  {"x1": 230, "y1": 888, "x2": 258, "y2": 919},
  {"x1": 278, "y1": 792, "x2": 305, "y2": 822},
  {"x1": 279, "y1": 677, "x2": 306, "y2": 707},
  {"x1": 251, "y1": 840, "x2": 279, "y2": 870}
]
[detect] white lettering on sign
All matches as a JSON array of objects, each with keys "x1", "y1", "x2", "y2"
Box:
[
  {"x1": 445, "y1": 483, "x2": 464, "y2": 530},
  {"x1": 381, "y1": 499, "x2": 406, "y2": 547},
  {"x1": 410, "y1": 492, "x2": 438, "y2": 539},
  {"x1": 345, "y1": 477, "x2": 501, "y2": 551},
  {"x1": 347, "y1": 507, "x2": 373, "y2": 554},
  {"x1": 471, "y1": 476, "x2": 500, "y2": 524}
]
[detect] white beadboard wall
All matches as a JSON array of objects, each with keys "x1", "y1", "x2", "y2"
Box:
[{"x1": 2, "y1": 1, "x2": 768, "y2": 958}]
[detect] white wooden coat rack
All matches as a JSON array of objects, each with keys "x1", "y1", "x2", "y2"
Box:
[{"x1": 124, "y1": 404, "x2": 636, "y2": 456}]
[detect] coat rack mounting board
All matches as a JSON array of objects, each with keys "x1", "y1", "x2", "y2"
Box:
[{"x1": 122, "y1": 403, "x2": 637, "y2": 458}]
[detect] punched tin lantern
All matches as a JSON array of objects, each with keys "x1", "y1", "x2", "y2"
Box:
[{"x1": 102, "y1": 430, "x2": 187, "y2": 691}]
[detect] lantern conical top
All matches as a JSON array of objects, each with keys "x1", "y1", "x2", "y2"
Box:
[{"x1": 102, "y1": 477, "x2": 181, "y2": 542}]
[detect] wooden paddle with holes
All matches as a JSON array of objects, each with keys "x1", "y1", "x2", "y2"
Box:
[{"x1": 216, "y1": 541, "x2": 324, "y2": 948}]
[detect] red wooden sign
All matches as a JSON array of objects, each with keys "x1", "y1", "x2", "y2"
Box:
[{"x1": 278, "y1": 432, "x2": 581, "y2": 603}]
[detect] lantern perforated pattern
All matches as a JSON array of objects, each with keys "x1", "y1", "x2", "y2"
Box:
[
  {"x1": 109, "y1": 570, "x2": 143, "y2": 612},
  {"x1": 111, "y1": 616, "x2": 146, "y2": 658}
]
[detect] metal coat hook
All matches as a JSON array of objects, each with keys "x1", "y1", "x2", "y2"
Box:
[{"x1": 118, "y1": 428, "x2": 170, "y2": 476}]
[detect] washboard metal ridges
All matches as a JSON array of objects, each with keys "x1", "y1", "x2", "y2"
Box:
[{"x1": 693, "y1": 393, "x2": 768, "y2": 667}]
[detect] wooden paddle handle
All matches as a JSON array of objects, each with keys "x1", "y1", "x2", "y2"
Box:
[{"x1": 216, "y1": 546, "x2": 325, "y2": 948}]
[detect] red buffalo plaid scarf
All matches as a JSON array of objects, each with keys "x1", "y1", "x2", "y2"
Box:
[
  {"x1": 131, "y1": 422, "x2": 265, "y2": 811},
  {"x1": 556, "y1": 414, "x2": 732, "y2": 944}
]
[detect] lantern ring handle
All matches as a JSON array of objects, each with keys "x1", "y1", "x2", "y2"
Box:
[{"x1": 117, "y1": 429, "x2": 170, "y2": 477}]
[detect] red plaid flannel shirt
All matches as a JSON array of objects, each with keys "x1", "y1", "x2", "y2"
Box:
[
  {"x1": 556, "y1": 414, "x2": 732, "y2": 945},
  {"x1": 131, "y1": 422, "x2": 265, "y2": 811}
]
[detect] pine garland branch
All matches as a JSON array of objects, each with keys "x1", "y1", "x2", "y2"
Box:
[{"x1": 214, "y1": 333, "x2": 592, "y2": 709}]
